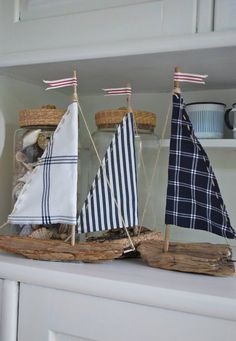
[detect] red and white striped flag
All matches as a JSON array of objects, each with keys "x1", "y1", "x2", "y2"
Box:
[
  {"x1": 43, "y1": 77, "x2": 77, "y2": 90},
  {"x1": 174, "y1": 72, "x2": 208, "y2": 84},
  {"x1": 102, "y1": 86, "x2": 132, "y2": 96}
]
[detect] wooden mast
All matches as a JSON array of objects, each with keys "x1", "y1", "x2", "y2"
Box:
[
  {"x1": 163, "y1": 66, "x2": 181, "y2": 253},
  {"x1": 174, "y1": 66, "x2": 181, "y2": 94},
  {"x1": 126, "y1": 83, "x2": 132, "y2": 112},
  {"x1": 71, "y1": 70, "x2": 78, "y2": 246}
]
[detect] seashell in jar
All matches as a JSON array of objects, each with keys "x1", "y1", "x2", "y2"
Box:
[
  {"x1": 22, "y1": 144, "x2": 44, "y2": 163},
  {"x1": 18, "y1": 171, "x2": 32, "y2": 183},
  {"x1": 58, "y1": 224, "x2": 70, "y2": 234},
  {"x1": 37, "y1": 131, "x2": 52, "y2": 150},
  {"x1": 23, "y1": 129, "x2": 41, "y2": 149},
  {"x1": 12, "y1": 182, "x2": 25, "y2": 201},
  {"x1": 15, "y1": 151, "x2": 34, "y2": 172},
  {"x1": 19, "y1": 225, "x2": 34, "y2": 236},
  {"x1": 29, "y1": 227, "x2": 53, "y2": 240}
]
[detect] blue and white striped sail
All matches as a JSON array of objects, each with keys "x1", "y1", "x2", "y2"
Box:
[
  {"x1": 77, "y1": 112, "x2": 138, "y2": 233},
  {"x1": 9, "y1": 102, "x2": 78, "y2": 225}
]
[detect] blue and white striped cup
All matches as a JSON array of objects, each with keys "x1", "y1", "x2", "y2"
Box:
[{"x1": 185, "y1": 102, "x2": 226, "y2": 138}]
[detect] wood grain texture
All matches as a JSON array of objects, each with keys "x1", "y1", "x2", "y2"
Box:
[
  {"x1": 138, "y1": 240, "x2": 235, "y2": 276},
  {"x1": 0, "y1": 230, "x2": 162, "y2": 262}
]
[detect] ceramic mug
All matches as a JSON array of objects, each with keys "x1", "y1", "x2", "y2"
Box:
[
  {"x1": 224, "y1": 103, "x2": 236, "y2": 138},
  {"x1": 185, "y1": 102, "x2": 226, "y2": 138}
]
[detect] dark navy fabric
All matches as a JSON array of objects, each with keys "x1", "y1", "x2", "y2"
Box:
[{"x1": 165, "y1": 93, "x2": 236, "y2": 239}]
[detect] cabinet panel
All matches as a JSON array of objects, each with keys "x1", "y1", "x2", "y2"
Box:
[
  {"x1": 0, "y1": 280, "x2": 18, "y2": 341},
  {"x1": 0, "y1": 1, "x2": 197, "y2": 63},
  {"x1": 19, "y1": 0, "x2": 153, "y2": 21},
  {"x1": 214, "y1": 0, "x2": 236, "y2": 31},
  {"x1": 0, "y1": 278, "x2": 3, "y2": 323},
  {"x1": 18, "y1": 283, "x2": 236, "y2": 341},
  {"x1": 49, "y1": 331, "x2": 90, "y2": 341}
]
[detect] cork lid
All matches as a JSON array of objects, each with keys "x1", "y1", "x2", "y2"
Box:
[
  {"x1": 19, "y1": 105, "x2": 65, "y2": 127},
  {"x1": 95, "y1": 108, "x2": 156, "y2": 129}
]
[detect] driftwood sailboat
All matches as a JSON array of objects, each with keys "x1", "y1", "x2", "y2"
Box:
[
  {"x1": 0, "y1": 73, "x2": 161, "y2": 261},
  {"x1": 138, "y1": 68, "x2": 236, "y2": 276}
]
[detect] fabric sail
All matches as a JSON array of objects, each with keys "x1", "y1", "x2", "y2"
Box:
[
  {"x1": 165, "y1": 93, "x2": 236, "y2": 239},
  {"x1": 77, "y1": 112, "x2": 138, "y2": 233},
  {"x1": 9, "y1": 102, "x2": 78, "y2": 225}
]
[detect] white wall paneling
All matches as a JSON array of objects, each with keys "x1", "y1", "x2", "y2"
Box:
[
  {"x1": 196, "y1": 0, "x2": 214, "y2": 33},
  {"x1": 18, "y1": 0, "x2": 157, "y2": 21},
  {"x1": 0, "y1": 280, "x2": 18, "y2": 341},
  {"x1": 0, "y1": 0, "x2": 198, "y2": 65},
  {"x1": 0, "y1": 256, "x2": 227, "y2": 341},
  {"x1": 18, "y1": 283, "x2": 236, "y2": 341},
  {"x1": 214, "y1": 0, "x2": 236, "y2": 31}
]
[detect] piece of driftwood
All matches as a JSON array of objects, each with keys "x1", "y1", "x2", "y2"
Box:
[
  {"x1": 0, "y1": 229, "x2": 162, "y2": 262},
  {"x1": 138, "y1": 240, "x2": 235, "y2": 276}
]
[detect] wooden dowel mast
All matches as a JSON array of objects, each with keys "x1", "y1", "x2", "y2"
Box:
[
  {"x1": 126, "y1": 83, "x2": 132, "y2": 112},
  {"x1": 71, "y1": 225, "x2": 76, "y2": 246},
  {"x1": 174, "y1": 66, "x2": 181, "y2": 94},
  {"x1": 163, "y1": 67, "x2": 182, "y2": 253},
  {"x1": 163, "y1": 224, "x2": 170, "y2": 252},
  {"x1": 71, "y1": 70, "x2": 78, "y2": 246},
  {"x1": 72, "y1": 70, "x2": 79, "y2": 102}
]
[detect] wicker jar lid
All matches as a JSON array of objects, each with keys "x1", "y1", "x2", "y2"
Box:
[
  {"x1": 95, "y1": 108, "x2": 156, "y2": 129},
  {"x1": 19, "y1": 105, "x2": 65, "y2": 127}
]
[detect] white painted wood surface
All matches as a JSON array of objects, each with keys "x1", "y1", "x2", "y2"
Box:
[
  {"x1": 0, "y1": 279, "x2": 18, "y2": 341},
  {"x1": 161, "y1": 138, "x2": 236, "y2": 149},
  {"x1": 19, "y1": 0, "x2": 162, "y2": 21},
  {"x1": 0, "y1": 0, "x2": 198, "y2": 66},
  {"x1": 0, "y1": 279, "x2": 3, "y2": 331},
  {"x1": 0, "y1": 252, "x2": 234, "y2": 341},
  {"x1": 0, "y1": 0, "x2": 197, "y2": 54},
  {"x1": 214, "y1": 0, "x2": 236, "y2": 32},
  {"x1": 0, "y1": 252, "x2": 236, "y2": 320},
  {"x1": 18, "y1": 282, "x2": 236, "y2": 341},
  {"x1": 196, "y1": 0, "x2": 214, "y2": 33}
]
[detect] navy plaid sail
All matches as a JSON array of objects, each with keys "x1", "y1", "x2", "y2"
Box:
[{"x1": 165, "y1": 93, "x2": 236, "y2": 239}]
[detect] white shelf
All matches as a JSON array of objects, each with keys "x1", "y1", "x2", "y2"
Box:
[
  {"x1": 161, "y1": 139, "x2": 236, "y2": 150},
  {"x1": 1, "y1": 44, "x2": 236, "y2": 95},
  {"x1": 0, "y1": 253, "x2": 236, "y2": 321}
]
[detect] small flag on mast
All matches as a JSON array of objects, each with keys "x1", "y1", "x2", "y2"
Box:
[
  {"x1": 43, "y1": 77, "x2": 77, "y2": 90},
  {"x1": 174, "y1": 72, "x2": 208, "y2": 84},
  {"x1": 102, "y1": 86, "x2": 132, "y2": 96}
]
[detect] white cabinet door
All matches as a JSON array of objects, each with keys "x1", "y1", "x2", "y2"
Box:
[
  {"x1": 18, "y1": 283, "x2": 236, "y2": 341},
  {"x1": 0, "y1": 279, "x2": 3, "y2": 322},
  {"x1": 0, "y1": 0, "x2": 197, "y2": 66},
  {"x1": 0, "y1": 280, "x2": 18, "y2": 341},
  {"x1": 214, "y1": 0, "x2": 236, "y2": 31}
]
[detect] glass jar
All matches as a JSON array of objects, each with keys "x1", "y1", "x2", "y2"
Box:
[
  {"x1": 12, "y1": 106, "x2": 64, "y2": 206},
  {"x1": 89, "y1": 108, "x2": 160, "y2": 229}
]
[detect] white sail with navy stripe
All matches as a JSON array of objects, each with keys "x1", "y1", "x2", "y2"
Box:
[
  {"x1": 77, "y1": 112, "x2": 138, "y2": 233},
  {"x1": 9, "y1": 102, "x2": 78, "y2": 225}
]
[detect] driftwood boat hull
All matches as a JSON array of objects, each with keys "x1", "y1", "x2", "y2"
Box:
[
  {"x1": 138, "y1": 240, "x2": 235, "y2": 276},
  {"x1": 0, "y1": 230, "x2": 162, "y2": 262}
]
